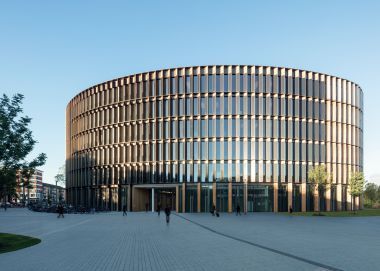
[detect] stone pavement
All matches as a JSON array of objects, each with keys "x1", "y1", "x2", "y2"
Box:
[{"x1": 0, "y1": 209, "x2": 379, "y2": 271}]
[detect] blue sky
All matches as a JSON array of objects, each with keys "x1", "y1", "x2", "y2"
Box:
[{"x1": 1, "y1": 0, "x2": 379, "y2": 185}]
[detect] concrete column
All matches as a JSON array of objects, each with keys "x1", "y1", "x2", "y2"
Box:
[
  {"x1": 151, "y1": 188, "x2": 154, "y2": 212},
  {"x1": 228, "y1": 182, "x2": 232, "y2": 213},
  {"x1": 314, "y1": 185, "x2": 319, "y2": 212},
  {"x1": 273, "y1": 182, "x2": 278, "y2": 212},
  {"x1": 197, "y1": 183, "x2": 201, "y2": 212},
  {"x1": 326, "y1": 186, "x2": 331, "y2": 211},
  {"x1": 182, "y1": 183, "x2": 186, "y2": 213},
  {"x1": 287, "y1": 182, "x2": 293, "y2": 212},
  {"x1": 301, "y1": 183, "x2": 306, "y2": 212},
  {"x1": 337, "y1": 183, "x2": 342, "y2": 211},
  {"x1": 176, "y1": 185, "x2": 179, "y2": 213}
]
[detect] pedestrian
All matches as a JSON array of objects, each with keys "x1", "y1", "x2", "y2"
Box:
[
  {"x1": 165, "y1": 206, "x2": 171, "y2": 224},
  {"x1": 211, "y1": 204, "x2": 216, "y2": 216},
  {"x1": 123, "y1": 204, "x2": 127, "y2": 216},
  {"x1": 145, "y1": 202, "x2": 149, "y2": 212},
  {"x1": 157, "y1": 203, "x2": 161, "y2": 216},
  {"x1": 236, "y1": 204, "x2": 241, "y2": 216},
  {"x1": 289, "y1": 205, "x2": 293, "y2": 214},
  {"x1": 4, "y1": 203, "x2": 7, "y2": 212},
  {"x1": 57, "y1": 204, "x2": 64, "y2": 218}
]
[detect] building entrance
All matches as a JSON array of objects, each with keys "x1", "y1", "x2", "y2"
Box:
[{"x1": 132, "y1": 185, "x2": 176, "y2": 212}]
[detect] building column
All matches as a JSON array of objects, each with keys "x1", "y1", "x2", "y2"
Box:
[
  {"x1": 287, "y1": 182, "x2": 293, "y2": 212},
  {"x1": 197, "y1": 183, "x2": 201, "y2": 212},
  {"x1": 314, "y1": 185, "x2": 319, "y2": 212},
  {"x1": 176, "y1": 185, "x2": 179, "y2": 213},
  {"x1": 273, "y1": 182, "x2": 278, "y2": 213},
  {"x1": 326, "y1": 186, "x2": 331, "y2": 211},
  {"x1": 151, "y1": 188, "x2": 155, "y2": 212},
  {"x1": 337, "y1": 183, "x2": 342, "y2": 211},
  {"x1": 182, "y1": 183, "x2": 186, "y2": 213},
  {"x1": 228, "y1": 182, "x2": 232, "y2": 213},
  {"x1": 301, "y1": 183, "x2": 306, "y2": 212}
]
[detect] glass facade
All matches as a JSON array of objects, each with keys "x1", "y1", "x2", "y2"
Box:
[{"x1": 67, "y1": 65, "x2": 364, "y2": 212}]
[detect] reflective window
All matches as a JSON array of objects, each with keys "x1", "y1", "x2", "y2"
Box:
[
  {"x1": 185, "y1": 76, "x2": 191, "y2": 94},
  {"x1": 201, "y1": 97, "x2": 207, "y2": 115},
  {"x1": 216, "y1": 96, "x2": 221, "y2": 115},
  {"x1": 232, "y1": 74, "x2": 236, "y2": 91},
  {"x1": 209, "y1": 141, "x2": 214, "y2": 160},
  {"x1": 178, "y1": 77, "x2": 184, "y2": 94},
  {"x1": 216, "y1": 75, "x2": 221, "y2": 92},
  {"x1": 224, "y1": 74, "x2": 228, "y2": 92},
  {"x1": 208, "y1": 75, "x2": 214, "y2": 92},
  {"x1": 193, "y1": 75, "x2": 199, "y2": 93},
  {"x1": 208, "y1": 96, "x2": 214, "y2": 114},
  {"x1": 194, "y1": 97, "x2": 199, "y2": 115},
  {"x1": 201, "y1": 141, "x2": 207, "y2": 160},
  {"x1": 200, "y1": 75, "x2": 206, "y2": 93},
  {"x1": 194, "y1": 119, "x2": 199, "y2": 137},
  {"x1": 201, "y1": 119, "x2": 207, "y2": 137},
  {"x1": 208, "y1": 119, "x2": 214, "y2": 137}
]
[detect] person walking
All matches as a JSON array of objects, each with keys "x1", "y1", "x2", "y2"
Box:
[
  {"x1": 211, "y1": 204, "x2": 216, "y2": 216},
  {"x1": 236, "y1": 204, "x2": 241, "y2": 216},
  {"x1": 164, "y1": 206, "x2": 171, "y2": 224},
  {"x1": 123, "y1": 205, "x2": 127, "y2": 216},
  {"x1": 289, "y1": 205, "x2": 293, "y2": 214},
  {"x1": 157, "y1": 203, "x2": 161, "y2": 216},
  {"x1": 57, "y1": 204, "x2": 64, "y2": 218}
]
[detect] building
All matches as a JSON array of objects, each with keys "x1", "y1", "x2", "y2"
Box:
[
  {"x1": 16, "y1": 169, "x2": 44, "y2": 203},
  {"x1": 66, "y1": 65, "x2": 363, "y2": 212},
  {"x1": 42, "y1": 183, "x2": 65, "y2": 204}
]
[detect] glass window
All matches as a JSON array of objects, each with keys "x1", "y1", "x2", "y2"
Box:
[
  {"x1": 224, "y1": 74, "x2": 229, "y2": 92},
  {"x1": 178, "y1": 77, "x2": 184, "y2": 94},
  {"x1": 193, "y1": 75, "x2": 199, "y2": 93},
  {"x1": 201, "y1": 119, "x2": 207, "y2": 137},
  {"x1": 186, "y1": 142, "x2": 192, "y2": 160},
  {"x1": 216, "y1": 96, "x2": 221, "y2": 115},
  {"x1": 223, "y1": 119, "x2": 229, "y2": 137},
  {"x1": 194, "y1": 141, "x2": 199, "y2": 160},
  {"x1": 232, "y1": 74, "x2": 236, "y2": 91},
  {"x1": 185, "y1": 76, "x2": 191, "y2": 94},
  {"x1": 194, "y1": 97, "x2": 199, "y2": 115},
  {"x1": 201, "y1": 75, "x2": 206, "y2": 93},
  {"x1": 240, "y1": 74, "x2": 244, "y2": 91},
  {"x1": 208, "y1": 96, "x2": 214, "y2": 114},
  {"x1": 186, "y1": 98, "x2": 192, "y2": 115},
  {"x1": 157, "y1": 79, "x2": 162, "y2": 96},
  {"x1": 254, "y1": 74, "x2": 259, "y2": 92},
  {"x1": 170, "y1": 77, "x2": 176, "y2": 95},
  {"x1": 201, "y1": 97, "x2": 207, "y2": 115},
  {"x1": 201, "y1": 163, "x2": 207, "y2": 182},
  {"x1": 209, "y1": 141, "x2": 214, "y2": 160},
  {"x1": 239, "y1": 96, "x2": 244, "y2": 114},
  {"x1": 208, "y1": 75, "x2": 214, "y2": 92},
  {"x1": 216, "y1": 140, "x2": 221, "y2": 159},
  {"x1": 178, "y1": 98, "x2": 184, "y2": 116},
  {"x1": 208, "y1": 119, "x2": 214, "y2": 137},
  {"x1": 223, "y1": 141, "x2": 229, "y2": 160},
  {"x1": 224, "y1": 96, "x2": 229, "y2": 114},
  {"x1": 216, "y1": 118, "x2": 221, "y2": 137},
  {"x1": 194, "y1": 119, "x2": 199, "y2": 137},
  {"x1": 186, "y1": 119, "x2": 192, "y2": 138},
  {"x1": 201, "y1": 141, "x2": 207, "y2": 160},
  {"x1": 231, "y1": 96, "x2": 236, "y2": 115},
  {"x1": 216, "y1": 74, "x2": 221, "y2": 92}
]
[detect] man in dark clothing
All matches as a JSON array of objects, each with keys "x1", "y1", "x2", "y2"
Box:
[
  {"x1": 57, "y1": 205, "x2": 64, "y2": 218},
  {"x1": 236, "y1": 204, "x2": 241, "y2": 216},
  {"x1": 164, "y1": 206, "x2": 171, "y2": 224},
  {"x1": 157, "y1": 203, "x2": 161, "y2": 216},
  {"x1": 123, "y1": 205, "x2": 127, "y2": 216},
  {"x1": 289, "y1": 205, "x2": 293, "y2": 214},
  {"x1": 211, "y1": 204, "x2": 216, "y2": 216}
]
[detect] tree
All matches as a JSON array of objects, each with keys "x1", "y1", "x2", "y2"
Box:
[
  {"x1": 364, "y1": 183, "x2": 378, "y2": 207},
  {"x1": 54, "y1": 165, "x2": 65, "y2": 203},
  {"x1": 0, "y1": 94, "x2": 47, "y2": 205},
  {"x1": 349, "y1": 172, "x2": 365, "y2": 212},
  {"x1": 308, "y1": 164, "x2": 331, "y2": 214}
]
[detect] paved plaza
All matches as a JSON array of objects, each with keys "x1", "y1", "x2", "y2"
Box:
[{"x1": 0, "y1": 209, "x2": 379, "y2": 271}]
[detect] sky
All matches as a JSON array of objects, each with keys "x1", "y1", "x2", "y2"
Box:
[{"x1": 0, "y1": 0, "x2": 379, "y2": 185}]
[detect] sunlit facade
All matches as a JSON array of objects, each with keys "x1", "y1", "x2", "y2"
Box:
[{"x1": 66, "y1": 65, "x2": 363, "y2": 212}]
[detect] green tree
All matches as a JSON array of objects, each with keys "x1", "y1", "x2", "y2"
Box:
[
  {"x1": 0, "y1": 94, "x2": 46, "y2": 205},
  {"x1": 308, "y1": 164, "x2": 331, "y2": 214},
  {"x1": 364, "y1": 183, "x2": 378, "y2": 207},
  {"x1": 349, "y1": 171, "x2": 365, "y2": 212}
]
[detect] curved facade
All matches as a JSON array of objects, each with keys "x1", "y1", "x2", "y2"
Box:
[{"x1": 66, "y1": 65, "x2": 363, "y2": 212}]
